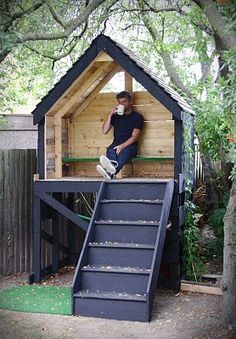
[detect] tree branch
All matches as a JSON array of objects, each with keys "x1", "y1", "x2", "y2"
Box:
[
  {"x1": 139, "y1": 3, "x2": 193, "y2": 99},
  {"x1": 25, "y1": 39, "x2": 78, "y2": 61},
  {"x1": 17, "y1": 0, "x2": 114, "y2": 43},
  {"x1": 45, "y1": 0, "x2": 67, "y2": 29},
  {"x1": 24, "y1": 20, "x2": 88, "y2": 62},
  {"x1": 193, "y1": 0, "x2": 236, "y2": 50},
  {"x1": 2, "y1": 1, "x2": 45, "y2": 32}
]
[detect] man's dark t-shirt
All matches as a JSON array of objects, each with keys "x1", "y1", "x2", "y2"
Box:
[{"x1": 110, "y1": 111, "x2": 144, "y2": 146}]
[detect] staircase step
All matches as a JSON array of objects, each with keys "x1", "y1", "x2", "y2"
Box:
[
  {"x1": 99, "y1": 201, "x2": 162, "y2": 220},
  {"x1": 95, "y1": 219, "x2": 160, "y2": 226},
  {"x1": 74, "y1": 290, "x2": 147, "y2": 301},
  {"x1": 88, "y1": 241, "x2": 154, "y2": 249},
  {"x1": 94, "y1": 222, "x2": 158, "y2": 244},
  {"x1": 73, "y1": 291, "x2": 149, "y2": 321},
  {"x1": 101, "y1": 199, "x2": 163, "y2": 204},
  {"x1": 80, "y1": 267, "x2": 150, "y2": 293},
  {"x1": 82, "y1": 265, "x2": 151, "y2": 274},
  {"x1": 88, "y1": 243, "x2": 154, "y2": 268},
  {"x1": 103, "y1": 181, "x2": 167, "y2": 200}
]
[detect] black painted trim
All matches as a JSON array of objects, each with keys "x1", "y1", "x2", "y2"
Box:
[
  {"x1": 100, "y1": 36, "x2": 182, "y2": 119},
  {"x1": 41, "y1": 230, "x2": 69, "y2": 255},
  {"x1": 34, "y1": 180, "x2": 101, "y2": 193},
  {"x1": 32, "y1": 34, "x2": 187, "y2": 124},
  {"x1": 174, "y1": 119, "x2": 183, "y2": 181},
  {"x1": 38, "y1": 118, "x2": 45, "y2": 179},
  {"x1": 33, "y1": 196, "x2": 41, "y2": 283},
  {"x1": 33, "y1": 37, "x2": 103, "y2": 124},
  {"x1": 35, "y1": 192, "x2": 89, "y2": 231}
]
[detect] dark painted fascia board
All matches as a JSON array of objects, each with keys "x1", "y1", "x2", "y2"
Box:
[
  {"x1": 99, "y1": 35, "x2": 182, "y2": 120},
  {"x1": 32, "y1": 35, "x2": 105, "y2": 124},
  {"x1": 33, "y1": 34, "x2": 184, "y2": 124}
]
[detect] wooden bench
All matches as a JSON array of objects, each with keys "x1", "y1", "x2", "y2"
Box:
[{"x1": 62, "y1": 156, "x2": 174, "y2": 178}]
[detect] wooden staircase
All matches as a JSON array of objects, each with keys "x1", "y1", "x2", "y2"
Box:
[{"x1": 72, "y1": 179, "x2": 174, "y2": 322}]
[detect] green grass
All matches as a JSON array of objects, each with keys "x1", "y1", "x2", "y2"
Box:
[{"x1": 0, "y1": 285, "x2": 71, "y2": 315}]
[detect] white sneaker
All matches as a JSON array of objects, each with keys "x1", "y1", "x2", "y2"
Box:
[
  {"x1": 96, "y1": 165, "x2": 111, "y2": 179},
  {"x1": 99, "y1": 155, "x2": 116, "y2": 175}
]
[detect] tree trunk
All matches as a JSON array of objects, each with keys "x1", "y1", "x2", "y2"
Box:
[
  {"x1": 222, "y1": 177, "x2": 236, "y2": 325},
  {"x1": 200, "y1": 154, "x2": 221, "y2": 211}
]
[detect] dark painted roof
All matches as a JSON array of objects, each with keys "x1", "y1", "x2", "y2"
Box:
[{"x1": 32, "y1": 34, "x2": 194, "y2": 124}]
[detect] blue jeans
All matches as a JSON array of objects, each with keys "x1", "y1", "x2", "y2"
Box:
[{"x1": 106, "y1": 143, "x2": 138, "y2": 174}]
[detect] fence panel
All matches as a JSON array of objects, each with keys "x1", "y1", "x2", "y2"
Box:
[{"x1": 0, "y1": 149, "x2": 36, "y2": 276}]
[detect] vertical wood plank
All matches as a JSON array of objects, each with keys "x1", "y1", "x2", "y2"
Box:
[
  {"x1": 125, "y1": 72, "x2": 133, "y2": 93},
  {"x1": 54, "y1": 117, "x2": 62, "y2": 178}
]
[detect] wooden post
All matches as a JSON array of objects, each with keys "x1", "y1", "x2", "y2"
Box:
[
  {"x1": 125, "y1": 72, "x2": 133, "y2": 93},
  {"x1": 54, "y1": 116, "x2": 62, "y2": 178},
  {"x1": 52, "y1": 193, "x2": 61, "y2": 273},
  {"x1": 67, "y1": 118, "x2": 74, "y2": 176},
  {"x1": 174, "y1": 118, "x2": 183, "y2": 180},
  {"x1": 33, "y1": 195, "x2": 41, "y2": 283},
  {"x1": 38, "y1": 118, "x2": 45, "y2": 179}
]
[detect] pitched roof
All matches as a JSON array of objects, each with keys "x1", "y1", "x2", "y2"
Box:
[{"x1": 32, "y1": 34, "x2": 194, "y2": 124}]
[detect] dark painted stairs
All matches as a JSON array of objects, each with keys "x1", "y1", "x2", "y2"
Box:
[{"x1": 72, "y1": 180, "x2": 174, "y2": 322}]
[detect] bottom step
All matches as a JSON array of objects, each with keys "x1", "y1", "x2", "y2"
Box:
[{"x1": 73, "y1": 291, "x2": 149, "y2": 322}]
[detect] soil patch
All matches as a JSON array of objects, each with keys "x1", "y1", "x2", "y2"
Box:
[{"x1": 0, "y1": 268, "x2": 234, "y2": 339}]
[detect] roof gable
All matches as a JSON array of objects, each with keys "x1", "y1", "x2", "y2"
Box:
[{"x1": 32, "y1": 34, "x2": 193, "y2": 124}]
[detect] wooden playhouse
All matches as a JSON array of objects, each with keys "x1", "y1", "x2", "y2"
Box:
[{"x1": 31, "y1": 34, "x2": 195, "y2": 322}]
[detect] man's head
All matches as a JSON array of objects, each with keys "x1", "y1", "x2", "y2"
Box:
[{"x1": 116, "y1": 91, "x2": 132, "y2": 113}]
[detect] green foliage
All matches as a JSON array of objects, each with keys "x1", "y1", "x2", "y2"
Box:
[
  {"x1": 207, "y1": 189, "x2": 229, "y2": 258},
  {"x1": 194, "y1": 83, "x2": 227, "y2": 161},
  {"x1": 183, "y1": 202, "x2": 207, "y2": 281},
  {"x1": 222, "y1": 48, "x2": 236, "y2": 177},
  {"x1": 208, "y1": 202, "x2": 227, "y2": 237}
]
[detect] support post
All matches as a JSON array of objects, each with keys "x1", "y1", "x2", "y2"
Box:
[
  {"x1": 125, "y1": 72, "x2": 133, "y2": 93},
  {"x1": 52, "y1": 193, "x2": 61, "y2": 273},
  {"x1": 33, "y1": 195, "x2": 41, "y2": 282},
  {"x1": 54, "y1": 116, "x2": 62, "y2": 178}
]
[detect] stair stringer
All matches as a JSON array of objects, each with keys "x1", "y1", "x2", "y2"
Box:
[
  {"x1": 71, "y1": 182, "x2": 105, "y2": 311},
  {"x1": 146, "y1": 179, "x2": 175, "y2": 320}
]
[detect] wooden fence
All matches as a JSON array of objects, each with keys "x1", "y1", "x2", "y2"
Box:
[
  {"x1": 0, "y1": 149, "x2": 94, "y2": 277},
  {"x1": 0, "y1": 149, "x2": 36, "y2": 276}
]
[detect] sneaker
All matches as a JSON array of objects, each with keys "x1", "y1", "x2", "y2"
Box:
[
  {"x1": 99, "y1": 155, "x2": 116, "y2": 175},
  {"x1": 96, "y1": 165, "x2": 111, "y2": 179}
]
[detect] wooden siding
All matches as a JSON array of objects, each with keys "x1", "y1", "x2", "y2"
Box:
[
  {"x1": 72, "y1": 91, "x2": 174, "y2": 158},
  {"x1": 45, "y1": 89, "x2": 174, "y2": 178}
]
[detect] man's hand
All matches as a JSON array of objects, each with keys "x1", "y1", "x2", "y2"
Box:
[
  {"x1": 102, "y1": 107, "x2": 116, "y2": 134},
  {"x1": 113, "y1": 144, "x2": 124, "y2": 155}
]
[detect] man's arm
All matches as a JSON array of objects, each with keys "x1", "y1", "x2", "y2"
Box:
[
  {"x1": 113, "y1": 128, "x2": 142, "y2": 155},
  {"x1": 102, "y1": 108, "x2": 116, "y2": 134}
]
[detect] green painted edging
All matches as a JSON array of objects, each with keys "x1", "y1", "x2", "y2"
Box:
[
  {"x1": 0, "y1": 285, "x2": 72, "y2": 315},
  {"x1": 62, "y1": 157, "x2": 99, "y2": 163},
  {"x1": 132, "y1": 156, "x2": 174, "y2": 162},
  {"x1": 62, "y1": 156, "x2": 174, "y2": 163},
  {"x1": 78, "y1": 213, "x2": 91, "y2": 221}
]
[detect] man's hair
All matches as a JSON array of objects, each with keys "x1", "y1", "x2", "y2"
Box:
[{"x1": 116, "y1": 91, "x2": 132, "y2": 101}]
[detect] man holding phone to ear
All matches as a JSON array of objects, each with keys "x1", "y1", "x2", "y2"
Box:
[{"x1": 96, "y1": 91, "x2": 144, "y2": 179}]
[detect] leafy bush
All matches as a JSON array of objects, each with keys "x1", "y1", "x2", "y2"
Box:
[{"x1": 183, "y1": 202, "x2": 207, "y2": 281}]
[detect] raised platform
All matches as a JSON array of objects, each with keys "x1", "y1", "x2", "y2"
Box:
[{"x1": 34, "y1": 177, "x2": 174, "y2": 192}]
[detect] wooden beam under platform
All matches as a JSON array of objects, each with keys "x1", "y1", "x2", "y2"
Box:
[{"x1": 35, "y1": 191, "x2": 89, "y2": 231}]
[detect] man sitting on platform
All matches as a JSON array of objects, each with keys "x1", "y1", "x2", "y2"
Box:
[{"x1": 96, "y1": 91, "x2": 144, "y2": 179}]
